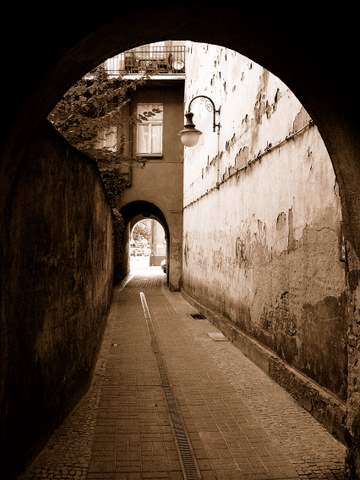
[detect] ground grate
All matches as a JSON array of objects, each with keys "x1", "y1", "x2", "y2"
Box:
[
  {"x1": 140, "y1": 292, "x2": 202, "y2": 480},
  {"x1": 190, "y1": 313, "x2": 207, "y2": 320}
]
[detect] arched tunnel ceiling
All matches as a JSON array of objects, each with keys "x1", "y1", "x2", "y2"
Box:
[
  {"x1": 1, "y1": 10, "x2": 358, "y2": 133},
  {"x1": 1, "y1": 9, "x2": 360, "y2": 260},
  {"x1": 2, "y1": 11, "x2": 360, "y2": 478}
]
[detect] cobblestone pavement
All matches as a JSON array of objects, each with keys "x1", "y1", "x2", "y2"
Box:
[{"x1": 21, "y1": 269, "x2": 345, "y2": 479}]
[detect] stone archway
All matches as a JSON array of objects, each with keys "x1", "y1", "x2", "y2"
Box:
[
  {"x1": 120, "y1": 200, "x2": 175, "y2": 288},
  {"x1": 1, "y1": 9, "x2": 360, "y2": 478}
]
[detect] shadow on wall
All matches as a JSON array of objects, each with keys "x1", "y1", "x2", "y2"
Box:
[{"x1": 0, "y1": 121, "x2": 114, "y2": 477}]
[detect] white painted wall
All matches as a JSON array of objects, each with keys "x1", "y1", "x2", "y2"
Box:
[{"x1": 183, "y1": 42, "x2": 346, "y2": 398}]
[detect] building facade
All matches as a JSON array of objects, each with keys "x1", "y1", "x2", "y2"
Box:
[{"x1": 100, "y1": 42, "x2": 185, "y2": 290}]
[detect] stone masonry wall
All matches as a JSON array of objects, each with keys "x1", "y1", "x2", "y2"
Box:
[{"x1": 0, "y1": 121, "x2": 114, "y2": 478}]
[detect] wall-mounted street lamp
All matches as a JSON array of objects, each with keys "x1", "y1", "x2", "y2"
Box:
[{"x1": 179, "y1": 95, "x2": 220, "y2": 147}]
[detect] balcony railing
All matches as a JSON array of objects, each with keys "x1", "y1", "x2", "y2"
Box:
[{"x1": 105, "y1": 45, "x2": 186, "y2": 76}]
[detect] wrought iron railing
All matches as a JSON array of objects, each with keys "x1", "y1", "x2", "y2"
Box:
[{"x1": 105, "y1": 45, "x2": 186, "y2": 76}]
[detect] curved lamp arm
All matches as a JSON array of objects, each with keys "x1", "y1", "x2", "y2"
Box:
[{"x1": 187, "y1": 95, "x2": 221, "y2": 132}]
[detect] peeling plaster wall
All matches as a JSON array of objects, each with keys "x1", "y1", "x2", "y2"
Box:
[{"x1": 183, "y1": 43, "x2": 346, "y2": 400}]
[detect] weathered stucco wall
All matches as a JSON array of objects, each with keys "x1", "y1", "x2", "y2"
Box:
[
  {"x1": 0, "y1": 122, "x2": 114, "y2": 477},
  {"x1": 183, "y1": 44, "x2": 346, "y2": 403}
]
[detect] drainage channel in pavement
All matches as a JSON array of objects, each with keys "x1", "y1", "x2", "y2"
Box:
[{"x1": 140, "y1": 291, "x2": 202, "y2": 480}]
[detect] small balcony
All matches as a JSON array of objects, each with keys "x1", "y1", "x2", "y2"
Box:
[{"x1": 105, "y1": 45, "x2": 186, "y2": 77}]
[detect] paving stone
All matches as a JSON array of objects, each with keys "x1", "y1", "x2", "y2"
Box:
[{"x1": 20, "y1": 270, "x2": 345, "y2": 480}]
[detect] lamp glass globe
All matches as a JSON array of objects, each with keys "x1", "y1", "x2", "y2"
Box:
[{"x1": 179, "y1": 129, "x2": 202, "y2": 147}]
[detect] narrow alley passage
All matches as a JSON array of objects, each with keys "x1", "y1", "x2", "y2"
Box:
[{"x1": 22, "y1": 270, "x2": 345, "y2": 480}]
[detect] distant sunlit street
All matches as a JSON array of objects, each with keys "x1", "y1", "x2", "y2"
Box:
[{"x1": 130, "y1": 255, "x2": 164, "y2": 275}]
